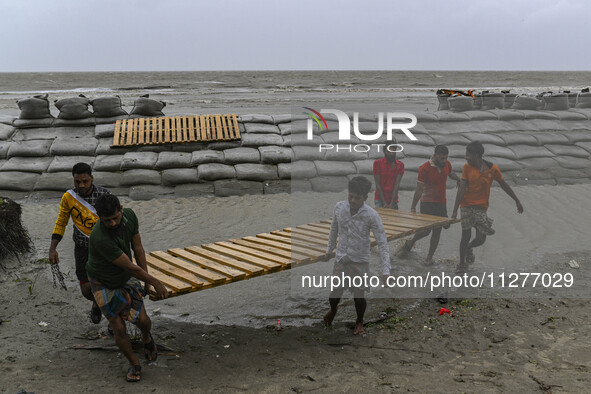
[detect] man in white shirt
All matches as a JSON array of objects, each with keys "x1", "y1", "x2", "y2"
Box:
[{"x1": 324, "y1": 176, "x2": 391, "y2": 335}]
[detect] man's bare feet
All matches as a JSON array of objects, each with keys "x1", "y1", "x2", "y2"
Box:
[
  {"x1": 424, "y1": 256, "x2": 434, "y2": 266},
  {"x1": 323, "y1": 311, "x2": 335, "y2": 327},
  {"x1": 465, "y1": 248, "x2": 475, "y2": 264},
  {"x1": 353, "y1": 321, "x2": 365, "y2": 335}
]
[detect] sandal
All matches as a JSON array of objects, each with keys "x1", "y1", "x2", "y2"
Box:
[
  {"x1": 126, "y1": 364, "x2": 141, "y2": 382},
  {"x1": 90, "y1": 305, "x2": 102, "y2": 324},
  {"x1": 144, "y1": 334, "x2": 158, "y2": 362}
]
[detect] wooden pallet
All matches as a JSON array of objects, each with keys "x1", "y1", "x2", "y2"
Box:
[
  {"x1": 112, "y1": 114, "x2": 240, "y2": 147},
  {"x1": 145, "y1": 209, "x2": 459, "y2": 300}
]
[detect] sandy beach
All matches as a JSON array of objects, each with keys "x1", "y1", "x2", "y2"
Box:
[{"x1": 1, "y1": 182, "x2": 590, "y2": 392}]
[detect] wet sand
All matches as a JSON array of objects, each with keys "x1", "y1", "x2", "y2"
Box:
[{"x1": 1, "y1": 184, "x2": 591, "y2": 392}]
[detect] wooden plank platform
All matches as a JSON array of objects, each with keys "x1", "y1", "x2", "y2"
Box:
[
  {"x1": 145, "y1": 209, "x2": 459, "y2": 300},
  {"x1": 112, "y1": 114, "x2": 241, "y2": 147}
]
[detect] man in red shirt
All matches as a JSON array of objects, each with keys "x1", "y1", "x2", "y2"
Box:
[
  {"x1": 373, "y1": 144, "x2": 404, "y2": 209},
  {"x1": 452, "y1": 142, "x2": 523, "y2": 270},
  {"x1": 403, "y1": 145, "x2": 460, "y2": 264}
]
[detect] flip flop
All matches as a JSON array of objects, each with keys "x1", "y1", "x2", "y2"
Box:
[
  {"x1": 126, "y1": 364, "x2": 141, "y2": 382},
  {"x1": 144, "y1": 334, "x2": 158, "y2": 362}
]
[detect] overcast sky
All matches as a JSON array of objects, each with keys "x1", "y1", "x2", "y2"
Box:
[{"x1": 1, "y1": 0, "x2": 589, "y2": 72}]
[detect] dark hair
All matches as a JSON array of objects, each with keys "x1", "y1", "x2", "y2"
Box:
[
  {"x1": 466, "y1": 141, "x2": 485, "y2": 156},
  {"x1": 434, "y1": 145, "x2": 449, "y2": 155},
  {"x1": 95, "y1": 194, "x2": 121, "y2": 218},
  {"x1": 72, "y1": 162, "x2": 92, "y2": 177},
  {"x1": 348, "y1": 176, "x2": 372, "y2": 196}
]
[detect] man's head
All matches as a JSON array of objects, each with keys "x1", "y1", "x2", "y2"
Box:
[
  {"x1": 384, "y1": 144, "x2": 398, "y2": 163},
  {"x1": 432, "y1": 145, "x2": 449, "y2": 169},
  {"x1": 72, "y1": 162, "x2": 94, "y2": 197},
  {"x1": 465, "y1": 141, "x2": 484, "y2": 167},
  {"x1": 348, "y1": 176, "x2": 372, "y2": 212},
  {"x1": 95, "y1": 194, "x2": 123, "y2": 229}
]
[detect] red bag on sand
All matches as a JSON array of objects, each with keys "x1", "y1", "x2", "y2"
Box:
[{"x1": 438, "y1": 307, "x2": 452, "y2": 316}]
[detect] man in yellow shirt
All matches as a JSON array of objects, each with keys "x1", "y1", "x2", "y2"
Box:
[{"x1": 49, "y1": 163, "x2": 111, "y2": 324}]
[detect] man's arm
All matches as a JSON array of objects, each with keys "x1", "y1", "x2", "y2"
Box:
[
  {"x1": 497, "y1": 179, "x2": 524, "y2": 213},
  {"x1": 390, "y1": 173, "x2": 403, "y2": 207},
  {"x1": 451, "y1": 179, "x2": 468, "y2": 219},
  {"x1": 325, "y1": 211, "x2": 339, "y2": 261},
  {"x1": 131, "y1": 233, "x2": 151, "y2": 292},
  {"x1": 111, "y1": 252, "x2": 168, "y2": 299},
  {"x1": 49, "y1": 195, "x2": 71, "y2": 264},
  {"x1": 373, "y1": 174, "x2": 386, "y2": 204},
  {"x1": 448, "y1": 171, "x2": 460, "y2": 183},
  {"x1": 371, "y1": 214, "x2": 391, "y2": 280},
  {"x1": 410, "y1": 182, "x2": 424, "y2": 212}
]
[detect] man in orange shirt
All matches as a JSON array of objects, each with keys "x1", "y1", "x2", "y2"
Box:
[
  {"x1": 451, "y1": 142, "x2": 523, "y2": 270},
  {"x1": 404, "y1": 145, "x2": 460, "y2": 264}
]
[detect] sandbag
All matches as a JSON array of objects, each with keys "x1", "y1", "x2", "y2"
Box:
[
  {"x1": 129, "y1": 96, "x2": 166, "y2": 116},
  {"x1": 437, "y1": 94, "x2": 450, "y2": 111},
  {"x1": 91, "y1": 96, "x2": 128, "y2": 117},
  {"x1": 258, "y1": 146, "x2": 293, "y2": 164},
  {"x1": 161, "y1": 168, "x2": 198, "y2": 185},
  {"x1": 223, "y1": 147, "x2": 261, "y2": 164},
  {"x1": 235, "y1": 164, "x2": 279, "y2": 181},
  {"x1": 17, "y1": 95, "x2": 53, "y2": 119},
  {"x1": 241, "y1": 133, "x2": 283, "y2": 147},
  {"x1": 503, "y1": 93, "x2": 517, "y2": 109},
  {"x1": 543, "y1": 93, "x2": 569, "y2": 111},
  {"x1": 93, "y1": 155, "x2": 124, "y2": 171},
  {"x1": 480, "y1": 93, "x2": 504, "y2": 110},
  {"x1": 263, "y1": 180, "x2": 292, "y2": 194},
  {"x1": 309, "y1": 176, "x2": 349, "y2": 192},
  {"x1": 50, "y1": 137, "x2": 98, "y2": 156},
  {"x1": 0, "y1": 156, "x2": 53, "y2": 173},
  {"x1": 7, "y1": 139, "x2": 52, "y2": 158},
  {"x1": 511, "y1": 96, "x2": 543, "y2": 110},
  {"x1": 120, "y1": 152, "x2": 159, "y2": 170},
  {"x1": 448, "y1": 96, "x2": 474, "y2": 112},
  {"x1": 191, "y1": 150, "x2": 225, "y2": 165},
  {"x1": 55, "y1": 96, "x2": 93, "y2": 119},
  {"x1": 0, "y1": 171, "x2": 40, "y2": 191},
  {"x1": 155, "y1": 152, "x2": 192, "y2": 169},
  {"x1": 34, "y1": 172, "x2": 75, "y2": 191},
  {"x1": 575, "y1": 92, "x2": 591, "y2": 108},
  {"x1": 197, "y1": 163, "x2": 236, "y2": 181},
  {"x1": 47, "y1": 156, "x2": 95, "y2": 173},
  {"x1": 314, "y1": 161, "x2": 357, "y2": 176},
  {"x1": 244, "y1": 123, "x2": 280, "y2": 134},
  {"x1": 279, "y1": 161, "x2": 318, "y2": 179},
  {"x1": 120, "y1": 169, "x2": 161, "y2": 186}
]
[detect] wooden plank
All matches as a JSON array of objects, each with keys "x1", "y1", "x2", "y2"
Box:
[
  {"x1": 214, "y1": 115, "x2": 223, "y2": 140},
  {"x1": 232, "y1": 114, "x2": 240, "y2": 139},
  {"x1": 138, "y1": 118, "x2": 145, "y2": 144},
  {"x1": 376, "y1": 208, "x2": 448, "y2": 223},
  {"x1": 164, "y1": 117, "x2": 171, "y2": 143},
  {"x1": 149, "y1": 284, "x2": 174, "y2": 300},
  {"x1": 124, "y1": 119, "x2": 133, "y2": 145},
  {"x1": 150, "y1": 251, "x2": 226, "y2": 284},
  {"x1": 225, "y1": 239, "x2": 305, "y2": 264},
  {"x1": 175, "y1": 116, "x2": 183, "y2": 141},
  {"x1": 130, "y1": 119, "x2": 138, "y2": 145},
  {"x1": 143, "y1": 260, "x2": 193, "y2": 292},
  {"x1": 242, "y1": 236, "x2": 323, "y2": 258},
  {"x1": 113, "y1": 120, "x2": 122, "y2": 146},
  {"x1": 255, "y1": 233, "x2": 328, "y2": 254},
  {"x1": 269, "y1": 230, "x2": 328, "y2": 248},
  {"x1": 220, "y1": 114, "x2": 229, "y2": 140},
  {"x1": 205, "y1": 116, "x2": 212, "y2": 140},
  {"x1": 202, "y1": 243, "x2": 283, "y2": 271},
  {"x1": 155, "y1": 117, "x2": 162, "y2": 144},
  {"x1": 188, "y1": 116, "x2": 196, "y2": 141},
  {"x1": 285, "y1": 227, "x2": 330, "y2": 241},
  {"x1": 185, "y1": 246, "x2": 265, "y2": 275},
  {"x1": 168, "y1": 248, "x2": 246, "y2": 280},
  {"x1": 296, "y1": 224, "x2": 331, "y2": 236},
  {"x1": 225, "y1": 115, "x2": 235, "y2": 139},
  {"x1": 145, "y1": 254, "x2": 205, "y2": 288},
  {"x1": 199, "y1": 115, "x2": 207, "y2": 141}
]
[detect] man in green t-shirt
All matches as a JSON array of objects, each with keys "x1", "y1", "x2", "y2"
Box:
[{"x1": 86, "y1": 194, "x2": 168, "y2": 383}]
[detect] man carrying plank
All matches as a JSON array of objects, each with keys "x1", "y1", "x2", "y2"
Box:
[
  {"x1": 86, "y1": 194, "x2": 168, "y2": 382},
  {"x1": 324, "y1": 176, "x2": 391, "y2": 335},
  {"x1": 402, "y1": 145, "x2": 460, "y2": 264},
  {"x1": 452, "y1": 142, "x2": 524, "y2": 270}
]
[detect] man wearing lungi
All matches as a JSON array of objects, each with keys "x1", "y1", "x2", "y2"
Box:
[
  {"x1": 451, "y1": 141, "x2": 524, "y2": 270},
  {"x1": 49, "y1": 162, "x2": 111, "y2": 324},
  {"x1": 323, "y1": 176, "x2": 391, "y2": 335},
  {"x1": 86, "y1": 194, "x2": 168, "y2": 382}
]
